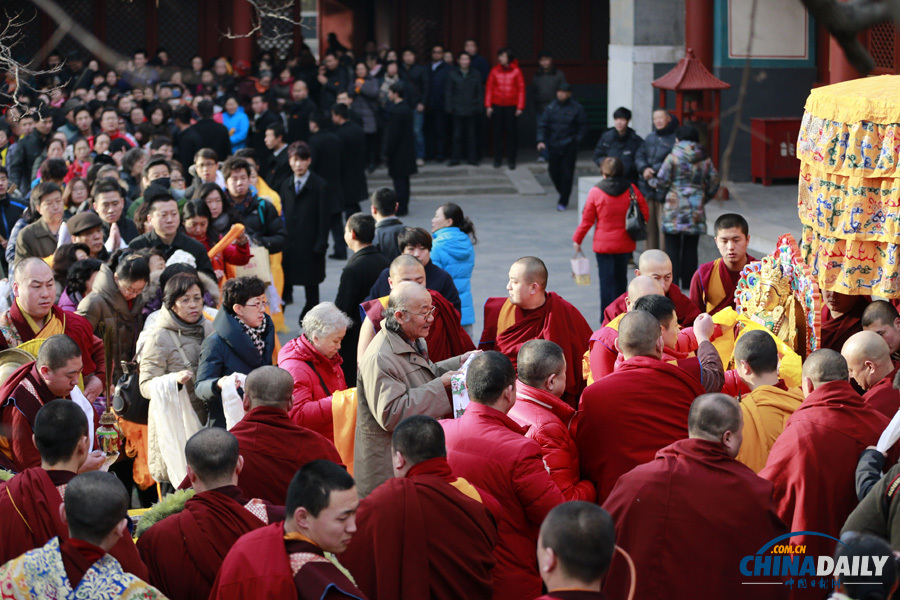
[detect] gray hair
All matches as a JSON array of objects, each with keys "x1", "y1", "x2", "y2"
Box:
[{"x1": 301, "y1": 302, "x2": 353, "y2": 339}]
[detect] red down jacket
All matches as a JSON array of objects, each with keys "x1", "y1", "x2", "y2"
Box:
[
  {"x1": 485, "y1": 60, "x2": 526, "y2": 110},
  {"x1": 573, "y1": 177, "x2": 649, "y2": 255},
  {"x1": 276, "y1": 334, "x2": 346, "y2": 441}
]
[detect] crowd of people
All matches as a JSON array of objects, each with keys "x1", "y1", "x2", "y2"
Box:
[{"x1": 0, "y1": 40, "x2": 898, "y2": 600}]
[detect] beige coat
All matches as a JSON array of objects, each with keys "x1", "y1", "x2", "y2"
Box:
[
  {"x1": 355, "y1": 326, "x2": 461, "y2": 497},
  {"x1": 138, "y1": 305, "x2": 214, "y2": 422}
]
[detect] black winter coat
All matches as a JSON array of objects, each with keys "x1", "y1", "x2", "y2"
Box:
[
  {"x1": 593, "y1": 127, "x2": 644, "y2": 184},
  {"x1": 320, "y1": 67, "x2": 349, "y2": 111},
  {"x1": 249, "y1": 109, "x2": 281, "y2": 166},
  {"x1": 229, "y1": 193, "x2": 287, "y2": 253},
  {"x1": 536, "y1": 99, "x2": 588, "y2": 149},
  {"x1": 187, "y1": 119, "x2": 232, "y2": 164},
  {"x1": 400, "y1": 63, "x2": 429, "y2": 107},
  {"x1": 383, "y1": 101, "x2": 417, "y2": 178},
  {"x1": 445, "y1": 67, "x2": 484, "y2": 116},
  {"x1": 635, "y1": 116, "x2": 679, "y2": 201},
  {"x1": 280, "y1": 172, "x2": 329, "y2": 286},
  {"x1": 309, "y1": 130, "x2": 345, "y2": 215},
  {"x1": 334, "y1": 121, "x2": 369, "y2": 208},
  {"x1": 286, "y1": 97, "x2": 317, "y2": 144}
]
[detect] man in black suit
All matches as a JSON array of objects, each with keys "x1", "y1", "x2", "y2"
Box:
[
  {"x1": 331, "y1": 104, "x2": 367, "y2": 222},
  {"x1": 286, "y1": 80, "x2": 317, "y2": 144},
  {"x1": 334, "y1": 212, "x2": 390, "y2": 385},
  {"x1": 308, "y1": 111, "x2": 346, "y2": 260},
  {"x1": 279, "y1": 141, "x2": 330, "y2": 321},
  {"x1": 383, "y1": 82, "x2": 417, "y2": 216},
  {"x1": 249, "y1": 93, "x2": 281, "y2": 168},
  {"x1": 263, "y1": 123, "x2": 292, "y2": 194},
  {"x1": 186, "y1": 100, "x2": 231, "y2": 163}
]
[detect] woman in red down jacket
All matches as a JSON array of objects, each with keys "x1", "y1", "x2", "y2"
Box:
[
  {"x1": 277, "y1": 302, "x2": 353, "y2": 441},
  {"x1": 485, "y1": 47, "x2": 526, "y2": 169},
  {"x1": 573, "y1": 156, "x2": 649, "y2": 317}
]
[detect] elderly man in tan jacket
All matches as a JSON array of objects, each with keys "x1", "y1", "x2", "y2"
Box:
[{"x1": 355, "y1": 281, "x2": 477, "y2": 497}]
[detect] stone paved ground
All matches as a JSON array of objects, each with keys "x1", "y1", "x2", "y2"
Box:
[{"x1": 280, "y1": 151, "x2": 802, "y2": 344}]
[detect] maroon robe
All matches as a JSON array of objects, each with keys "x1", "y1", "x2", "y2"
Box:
[
  {"x1": 0, "y1": 468, "x2": 148, "y2": 579},
  {"x1": 819, "y1": 296, "x2": 871, "y2": 352},
  {"x1": 759, "y1": 380, "x2": 892, "y2": 562},
  {"x1": 210, "y1": 523, "x2": 367, "y2": 600},
  {"x1": 535, "y1": 593, "x2": 607, "y2": 600},
  {"x1": 863, "y1": 366, "x2": 900, "y2": 417},
  {"x1": 479, "y1": 293, "x2": 593, "y2": 407},
  {"x1": 602, "y1": 284, "x2": 701, "y2": 327},
  {"x1": 136, "y1": 485, "x2": 285, "y2": 600},
  {"x1": 0, "y1": 302, "x2": 105, "y2": 385},
  {"x1": 341, "y1": 457, "x2": 498, "y2": 600},
  {"x1": 689, "y1": 256, "x2": 754, "y2": 316},
  {"x1": 0, "y1": 363, "x2": 68, "y2": 471},
  {"x1": 361, "y1": 290, "x2": 475, "y2": 363},
  {"x1": 230, "y1": 406, "x2": 342, "y2": 505},
  {"x1": 575, "y1": 356, "x2": 705, "y2": 502},
  {"x1": 602, "y1": 439, "x2": 788, "y2": 600}
]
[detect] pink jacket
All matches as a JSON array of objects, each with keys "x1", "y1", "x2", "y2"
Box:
[
  {"x1": 508, "y1": 381, "x2": 596, "y2": 502},
  {"x1": 276, "y1": 334, "x2": 346, "y2": 441},
  {"x1": 442, "y1": 402, "x2": 565, "y2": 600}
]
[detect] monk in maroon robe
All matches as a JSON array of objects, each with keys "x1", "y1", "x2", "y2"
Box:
[
  {"x1": 0, "y1": 335, "x2": 92, "y2": 472},
  {"x1": 862, "y1": 300, "x2": 900, "y2": 363},
  {"x1": 342, "y1": 415, "x2": 498, "y2": 600},
  {"x1": 535, "y1": 502, "x2": 616, "y2": 600},
  {"x1": 479, "y1": 257, "x2": 592, "y2": 406},
  {"x1": 210, "y1": 460, "x2": 366, "y2": 600},
  {"x1": 137, "y1": 428, "x2": 285, "y2": 600},
  {"x1": 603, "y1": 394, "x2": 788, "y2": 600},
  {"x1": 0, "y1": 400, "x2": 147, "y2": 579},
  {"x1": 357, "y1": 255, "x2": 474, "y2": 363},
  {"x1": 0, "y1": 258, "x2": 105, "y2": 399},
  {"x1": 760, "y1": 349, "x2": 893, "y2": 563},
  {"x1": 576, "y1": 311, "x2": 715, "y2": 502},
  {"x1": 179, "y1": 366, "x2": 342, "y2": 504},
  {"x1": 841, "y1": 330, "x2": 900, "y2": 417},
  {"x1": 689, "y1": 214, "x2": 754, "y2": 315},
  {"x1": 602, "y1": 250, "x2": 700, "y2": 327},
  {"x1": 820, "y1": 290, "x2": 870, "y2": 352}
]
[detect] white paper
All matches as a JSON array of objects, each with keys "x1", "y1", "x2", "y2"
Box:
[
  {"x1": 221, "y1": 372, "x2": 247, "y2": 430},
  {"x1": 450, "y1": 354, "x2": 478, "y2": 418},
  {"x1": 877, "y1": 408, "x2": 900, "y2": 453},
  {"x1": 69, "y1": 386, "x2": 94, "y2": 452}
]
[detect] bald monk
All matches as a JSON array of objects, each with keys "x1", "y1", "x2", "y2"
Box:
[
  {"x1": 732, "y1": 330, "x2": 803, "y2": 472},
  {"x1": 689, "y1": 213, "x2": 755, "y2": 315},
  {"x1": 820, "y1": 289, "x2": 870, "y2": 352},
  {"x1": 0, "y1": 258, "x2": 105, "y2": 400},
  {"x1": 0, "y1": 400, "x2": 147, "y2": 579},
  {"x1": 211, "y1": 366, "x2": 342, "y2": 504},
  {"x1": 508, "y1": 340, "x2": 596, "y2": 501},
  {"x1": 602, "y1": 249, "x2": 701, "y2": 326},
  {"x1": 480, "y1": 256, "x2": 593, "y2": 406},
  {"x1": 760, "y1": 349, "x2": 892, "y2": 562},
  {"x1": 137, "y1": 428, "x2": 286, "y2": 600},
  {"x1": 0, "y1": 472, "x2": 163, "y2": 599},
  {"x1": 842, "y1": 331, "x2": 900, "y2": 417},
  {"x1": 210, "y1": 460, "x2": 366, "y2": 600},
  {"x1": 342, "y1": 415, "x2": 498, "y2": 600},
  {"x1": 603, "y1": 394, "x2": 788, "y2": 600},
  {"x1": 862, "y1": 300, "x2": 900, "y2": 362},
  {"x1": 535, "y1": 502, "x2": 616, "y2": 600},
  {"x1": 357, "y1": 254, "x2": 474, "y2": 363},
  {"x1": 576, "y1": 311, "x2": 709, "y2": 501}
]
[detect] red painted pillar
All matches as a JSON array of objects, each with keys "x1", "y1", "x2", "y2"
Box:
[
  {"x1": 828, "y1": 35, "x2": 859, "y2": 83},
  {"x1": 487, "y1": 0, "x2": 507, "y2": 64},
  {"x1": 685, "y1": 0, "x2": 715, "y2": 69},
  {"x1": 232, "y1": 0, "x2": 255, "y2": 67}
]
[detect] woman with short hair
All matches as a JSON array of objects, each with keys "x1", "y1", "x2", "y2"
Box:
[{"x1": 277, "y1": 302, "x2": 353, "y2": 441}]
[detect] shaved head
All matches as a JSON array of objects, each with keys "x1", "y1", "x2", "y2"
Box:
[
  {"x1": 185, "y1": 428, "x2": 240, "y2": 484},
  {"x1": 734, "y1": 330, "x2": 778, "y2": 375},
  {"x1": 517, "y1": 339, "x2": 565, "y2": 388},
  {"x1": 388, "y1": 254, "x2": 426, "y2": 287},
  {"x1": 539, "y1": 502, "x2": 616, "y2": 584},
  {"x1": 842, "y1": 331, "x2": 894, "y2": 391},
  {"x1": 688, "y1": 393, "x2": 743, "y2": 457},
  {"x1": 862, "y1": 301, "x2": 900, "y2": 354},
  {"x1": 513, "y1": 256, "x2": 548, "y2": 289},
  {"x1": 627, "y1": 275, "x2": 664, "y2": 309},
  {"x1": 617, "y1": 310, "x2": 662, "y2": 358},
  {"x1": 245, "y1": 366, "x2": 293, "y2": 410},
  {"x1": 803, "y1": 349, "x2": 849, "y2": 386},
  {"x1": 638, "y1": 250, "x2": 674, "y2": 293}
]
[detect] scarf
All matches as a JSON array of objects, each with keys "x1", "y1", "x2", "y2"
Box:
[{"x1": 240, "y1": 319, "x2": 267, "y2": 356}]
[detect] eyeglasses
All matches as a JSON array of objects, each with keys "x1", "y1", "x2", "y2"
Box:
[
  {"x1": 243, "y1": 299, "x2": 269, "y2": 311},
  {"x1": 402, "y1": 306, "x2": 436, "y2": 319}
]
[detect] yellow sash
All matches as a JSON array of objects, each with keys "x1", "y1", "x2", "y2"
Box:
[
  {"x1": 19, "y1": 299, "x2": 65, "y2": 338},
  {"x1": 706, "y1": 258, "x2": 728, "y2": 313},
  {"x1": 332, "y1": 388, "x2": 358, "y2": 476},
  {"x1": 497, "y1": 300, "x2": 517, "y2": 336},
  {"x1": 449, "y1": 476, "x2": 483, "y2": 503}
]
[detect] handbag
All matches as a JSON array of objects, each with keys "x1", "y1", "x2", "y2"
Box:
[
  {"x1": 625, "y1": 185, "x2": 647, "y2": 241},
  {"x1": 113, "y1": 360, "x2": 151, "y2": 424}
]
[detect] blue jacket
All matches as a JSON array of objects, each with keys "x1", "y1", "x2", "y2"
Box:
[
  {"x1": 222, "y1": 107, "x2": 250, "y2": 151},
  {"x1": 195, "y1": 309, "x2": 275, "y2": 427},
  {"x1": 430, "y1": 227, "x2": 475, "y2": 326}
]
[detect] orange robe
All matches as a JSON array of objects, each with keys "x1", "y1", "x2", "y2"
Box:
[{"x1": 735, "y1": 383, "x2": 804, "y2": 473}]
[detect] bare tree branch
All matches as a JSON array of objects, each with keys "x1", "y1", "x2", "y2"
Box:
[
  {"x1": 221, "y1": 0, "x2": 308, "y2": 48},
  {"x1": 0, "y1": 9, "x2": 65, "y2": 112}
]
